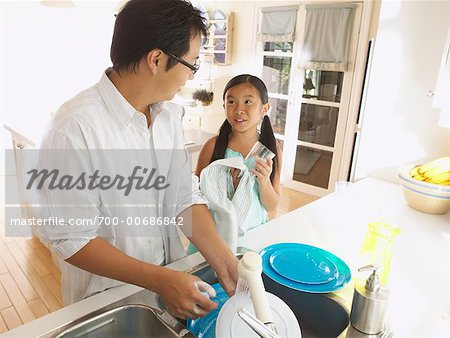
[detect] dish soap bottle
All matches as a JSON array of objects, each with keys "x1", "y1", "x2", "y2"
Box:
[{"x1": 350, "y1": 264, "x2": 390, "y2": 334}]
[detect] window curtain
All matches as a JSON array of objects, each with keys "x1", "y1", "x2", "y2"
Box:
[
  {"x1": 258, "y1": 6, "x2": 298, "y2": 43},
  {"x1": 299, "y1": 6, "x2": 355, "y2": 71}
]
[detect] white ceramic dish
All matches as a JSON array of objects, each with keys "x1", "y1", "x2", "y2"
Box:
[
  {"x1": 398, "y1": 165, "x2": 450, "y2": 214},
  {"x1": 212, "y1": 9, "x2": 227, "y2": 30},
  {"x1": 215, "y1": 292, "x2": 301, "y2": 338}
]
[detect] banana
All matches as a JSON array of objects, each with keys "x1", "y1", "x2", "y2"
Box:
[
  {"x1": 409, "y1": 165, "x2": 427, "y2": 181},
  {"x1": 409, "y1": 157, "x2": 450, "y2": 185},
  {"x1": 425, "y1": 172, "x2": 450, "y2": 184},
  {"x1": 421, "y1": 165, "x2": 450, "y2": 179},
  {"x1": 412, "y1": 173, "x2": 427, "y2": 181},
  {"x1": 409, "y1": 165, "x2": 421, "y2": 177},
  {"x1": 417, "y1": 157, "x2": 450, "y2": 177}
]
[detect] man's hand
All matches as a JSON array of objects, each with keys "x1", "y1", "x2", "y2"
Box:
[
  {"x1": 65, "y1": 238, "x2": 218, "y2": 320},
  {"x1": 216, "y1": 255, "x2": 239, "y2": 296},
  {"x1": 179, "y1": 205, "x2": 239, "y2": 298},
  {"x1": 154, "y1": 269, "x2": 218, "y2": 319}
]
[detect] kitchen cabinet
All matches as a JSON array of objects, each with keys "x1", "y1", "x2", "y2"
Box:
[
  {"x1": 182, "y1": 105, "x2": 225, "y2": 135},
  {"x1": 182, "y1": 106, "x2": 203, "y2": 129},
  {"x1": 202, "y1": 11, "x2": 234, "y2": 65}
]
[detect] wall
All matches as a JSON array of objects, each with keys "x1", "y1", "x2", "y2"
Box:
[
  {"x1": 0, "y1": 1, "x2": 117, "y2": 223},
  {"x1": 353, "y1": 0, "x2": 450, "y2": 182},
  {"x1": 2, "y1": 0, "x2": 448, "y2": 207},
  {"x1": 196, "y1": 1, "x2": 301, "y2": 100},
  {"x1": 1, "y1": 1, "x2": 116, "y2": 142}
]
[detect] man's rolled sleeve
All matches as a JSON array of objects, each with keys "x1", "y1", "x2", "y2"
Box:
[
  {"x1": 51, "y1": 238, "x2": 92, "y2": 260},
  {"x1": 38, "y1": 128, "x2": 102, "y2": 260},
  {"x1": 174, "y1": 172, "x2": 208, "y2": 217}
]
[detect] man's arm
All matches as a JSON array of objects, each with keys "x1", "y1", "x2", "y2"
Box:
[
  {"x1": 66, "y1": 237, "x2": 218, "y2": 319},
  {"x1": 179, "y1": 204, "x2": 238, "y2": 295}
]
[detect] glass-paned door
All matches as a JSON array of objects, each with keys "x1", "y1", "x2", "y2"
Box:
[
  {"x1": 257, "y1": 3, "x2": 366, "y2": 196},
  {"x1": 291, "y1": 70, "x2": 344, "y2": 190},
  {"x1": 293, "y1": 146, "x2": 333, "y2": 189},
  {"x1": 261, "y1": 42, "x2": 293, "y2": 138}
]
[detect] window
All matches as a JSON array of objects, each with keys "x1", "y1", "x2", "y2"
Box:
[{"x1": 257, "y1": 3, "x2": 366, "y2": 196}]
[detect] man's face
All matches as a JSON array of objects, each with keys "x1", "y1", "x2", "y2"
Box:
[{"x1": 159, "y1": 34, "x2": 202, "y2": 101}]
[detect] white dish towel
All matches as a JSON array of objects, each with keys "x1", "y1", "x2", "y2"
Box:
[{"x1": 200, "y1": 157, "x2": 255, "y2": 253}]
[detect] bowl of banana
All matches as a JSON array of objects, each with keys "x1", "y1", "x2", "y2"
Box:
[{"x1": 398, "y1": 157, "x2": 450, "y2": 215}]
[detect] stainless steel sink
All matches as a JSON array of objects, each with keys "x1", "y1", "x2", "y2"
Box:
[
  {"x1": 187, "y1": 259, "x2": 350, "y2": 338},
  {"x1": 40, "y1": 254, "x2": 350, "y2": 338},
  {"x1": 39, "y1": 289, "x2": 194, "y2": 338},
  {"x1": 54, "y1": 305, "x2": 184, "y2": 338}
]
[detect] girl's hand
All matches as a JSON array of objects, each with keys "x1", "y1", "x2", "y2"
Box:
[{"x1": 252, "y1": 156, "x2": 272, "y2": 183}]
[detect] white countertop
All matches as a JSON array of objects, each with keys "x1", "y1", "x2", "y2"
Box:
[
  {"x1": 3, "y1": 177, "x2": 449, "y2": 337},
  {"x1": 182, "y1": 125, "x2": 215, "y2": 153},
  {"x1": 239, "y1": 177, "x2": 450, "y2": 338}
]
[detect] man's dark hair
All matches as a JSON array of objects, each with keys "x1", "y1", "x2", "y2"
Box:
[{"x1": 111, "y1": 0, "x2": 208, "y2": 73}]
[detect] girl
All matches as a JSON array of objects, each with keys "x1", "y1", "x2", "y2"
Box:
[{"x1": 188, "y1": 74, "x2": 281, "y2": 254}]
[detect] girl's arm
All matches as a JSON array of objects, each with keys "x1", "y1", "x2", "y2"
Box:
[
  {"x1": 195, "y1": 136, "x2": 217, "y2": 177},
  {"x1": 254, "y1": 144, "x2": 282, "y2": 212}
]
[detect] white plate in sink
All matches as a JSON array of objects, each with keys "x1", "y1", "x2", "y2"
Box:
[{"x1": 215, "y1": 292, "x2": 301, "y2": 338}]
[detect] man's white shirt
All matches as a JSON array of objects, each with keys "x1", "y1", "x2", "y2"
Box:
[{"x1": 39, "y1": 69, "x2": 206, "y2": 304}]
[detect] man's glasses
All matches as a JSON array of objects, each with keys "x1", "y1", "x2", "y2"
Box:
[{"x1": 163, "y1": 51, "x2": 200, "y2": 74}]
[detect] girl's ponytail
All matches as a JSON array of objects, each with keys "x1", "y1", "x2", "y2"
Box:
[
  {"x1": 259, "y1": 115, "x2": 278, "y2": 183},
  {"x1": 210, "y1": 119, "x2": 232, "y2": 163}
]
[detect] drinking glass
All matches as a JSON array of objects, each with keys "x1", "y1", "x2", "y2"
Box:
[{"x1": 244, "y1": 141, "x2": 275, "y2": 172}]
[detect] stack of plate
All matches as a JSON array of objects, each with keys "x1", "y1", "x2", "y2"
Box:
[{"x1": 260, "y1": 243, "x2": 351, "y2": 293}]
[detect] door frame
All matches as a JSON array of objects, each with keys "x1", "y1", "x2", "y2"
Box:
[{"x1": 255, "y1": 1, "x2": 373, "y2": 197}]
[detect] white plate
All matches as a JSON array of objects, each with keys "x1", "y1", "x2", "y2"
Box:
[
  {"x1": 215, "y1": 292, "x2": 301, "y2": 338},
  {"x1": 212, "y1": 9, "x2": 226, "y2": 30}
]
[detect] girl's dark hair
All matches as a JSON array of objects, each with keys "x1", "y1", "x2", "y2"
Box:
[
  {"x1": 211, "y1": 74, "x2": 278, "y2": 183},
  {"x1": 111, "y1": 0, "x2": 208, "y2": 73}
]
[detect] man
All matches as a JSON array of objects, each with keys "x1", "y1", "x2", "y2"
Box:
[{"x1": 38, "y1": 0, "x2": 237, "y2": 319}]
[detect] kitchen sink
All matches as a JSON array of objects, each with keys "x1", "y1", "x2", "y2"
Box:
[
  {"x1": 187, "y1": 259, "x2": 350, "y2": 338},
  {"x1": 39, "y1": 289, "x2": 194, "y2": 338},
  {"x1": 54, "y1": 304, "x2": 185, "y2": 338},
  {"x1": 40, "y1": 254, "x2": 350, "y2": 338}
]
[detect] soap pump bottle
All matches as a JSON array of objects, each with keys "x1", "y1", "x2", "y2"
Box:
[{"x1": 350, "y1": 264, "x2": 390, "y2": 335}]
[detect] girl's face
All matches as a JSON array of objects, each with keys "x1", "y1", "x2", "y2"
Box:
[{"x1": 224, "y1": 82, "x2": 270, "y2": 134}]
